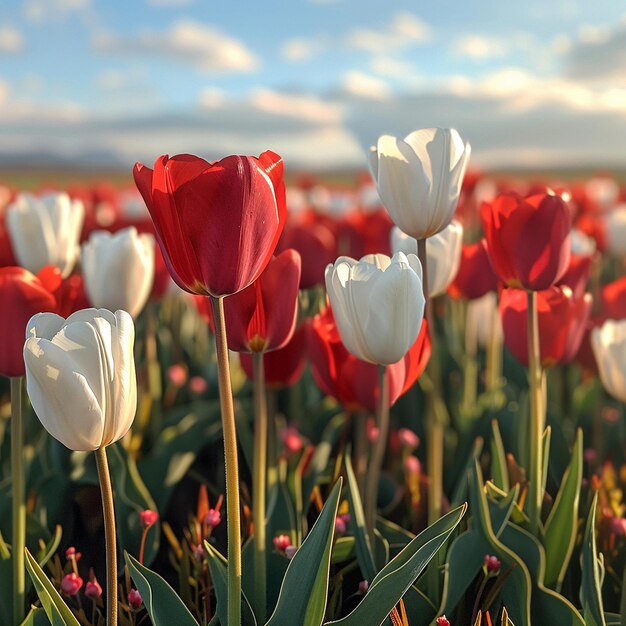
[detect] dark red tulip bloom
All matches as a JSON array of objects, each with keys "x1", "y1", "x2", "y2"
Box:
[
  {"x1": 500, "y1": 286, "x2": 591, "y2": 368},
  {"x1": 239, "y1": 324, "x2": 307, "y2": 387},
  {"x1": 0, "y1": 267, "x2": 57, "y2": 377},
  {"x1": 448, "y1": 239, "x2": 499, "y2": 300},
  {"x1": 559, "y1": 254, "x2": 592, "y2": 300},
  {"x1": 0, "y1": 206, "x2": 17, "y2": 267},
  {"x1": 482, "y1": 192, "x2": 571, "y2": 290},
  {"x1": 277, "y1": 212, "x2": 337, "y2": 289},
  {"x1": 597, "y1": 276, "x2": 626, "y2": 323},
  {"x1": 307, "y1": 306, "x2": 430, "y2": 413},
  {"x1": 134, "y1": 151, "x2": 287, "y2": 297},
  {"x1": 37, "y1": 267, "x2": 90, "y2": 319},
  {"x1": 200, "y1": 250, "x2": 300, "y2": 352},
  {"x1": 150, "y1": 245, "x2": 171, "y2": 300}
]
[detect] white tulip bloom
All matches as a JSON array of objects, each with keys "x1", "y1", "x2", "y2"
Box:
[
  {"x1": 23, "y1": 309, "x2": 137, "y2": 451},
  {"x1": 605, "y1": 205, "x2": 626, "y2": 257},
  {"x1": 82, "y1": 227, "x2": 155, "y2": 317},
  {"x1": 325, "y1": 252, "x2": 425, "y2": 365},
  {"x1": 6, "y1": 192, "x2": 84, "y2": 277},
  {"x1": 466, "y1": 292, "x2": 502, "y2": 349},
  {"x1": 369, "y1": 128, "x2": 471, "y2": 239},
  {"x1": 591, "y1": 319, "x2": 626, "y2": 403},
  {"x1": 391, "y1": 220, "x2": 463, "y2": 298}
]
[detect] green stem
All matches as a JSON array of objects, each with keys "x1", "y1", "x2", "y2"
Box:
[
  {"x1": 11, "y1": 376, "x2": 25, "y2": 626},
  {"x1": 365, "y1": 365, "x2": 389, "y2": 542},
  {"x1": 95, "y1": 446, "x2": 118, "y2": 626},
  {"x1": 485, "y1": 300, "x2": 503, "y2": 393},
  {"x1": 353, "y1": 412, "x2": 368, "y2": 499},
  {"x1": 527, "y1": 290, "x2": 544, "y2": 536},
  {"x1": 252, "y1": 351, "x2": 267, "y2": 624},
  {"x1": 210, "y1": 296, "x2": 242, "y2": 626},
  {"x1": 462, "y1": 303, "x2": 478, "y2": 415}
]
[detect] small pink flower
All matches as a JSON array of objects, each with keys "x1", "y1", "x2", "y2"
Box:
[
  {"x1": 60, "y1": 573, "x2": 83, "y2": 596},
  {"x1": 167, "y1": 364, "x2": 187, "y2": 387},
  {"x1": 189, "y1": 375, "x2": 208, "y2": 394},
  {"x1": 193, "y1": 544, "x2": 205, "y2": 561},
  {"x1": 335, "y1": 516, "x2": 347, "y2": 534},
  {"x1": 85, "y1": 579, "x2": 102, "y2": 600},
  {"x1": 398, "y1": 428, "x2": 420, "y2": 450},
  {"x1": 139, "y1": 509, "x2": 159, "y2": 529},
  {"x1": 204, "y1": 508, "x2": 222, "y2": 527},
  {"x1": 128, "y1": 588, "x2": 143, "y2": 610},
  {"x1": 436, "y1": 616, "x2": 451, "y2": 626},
  {"x1": 273, "y1": 534, "x2": 291, "y2": 552},
  {"x1": 358, "y1": 580, "x2": 369, "y2": 594},
  {"x1": 280, "y1": 426, "x2": 303, "y2": 454},
  {"x1": 65, "y1": 546, "x2": 81, "y2": 561},
  {"x1": 368, "y1": 423, "x2": 380, "y2": 444},
  {"x1": 483, "y1": 554, "x2": 501, "y2": 573},
  {"x1": 404, "y1": 455, "x2": 421, "y2": 475}
]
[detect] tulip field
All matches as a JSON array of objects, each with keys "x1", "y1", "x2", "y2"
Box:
[{"x1": 2, "y1": 130, "x2": 626, "y2": 626}]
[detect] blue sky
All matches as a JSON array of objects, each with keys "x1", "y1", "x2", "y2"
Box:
[{"x1": 1, "y1": 0, "x2": 626, "y2": 170}]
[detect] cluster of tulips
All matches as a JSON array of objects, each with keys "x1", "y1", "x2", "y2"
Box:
[{"x1": 0, "y1": 127, "x2": 626, "y2": 626}]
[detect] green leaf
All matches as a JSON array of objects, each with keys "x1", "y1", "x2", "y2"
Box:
[
  {"x1": 326, "y1": 504, "x2": 466, "y2": 626},
  {"x1": 344, "y1": 451, "x2": 377, "y2": 582},
  {"x1": 204, "y1": 542, "x2": 257, "y2": 626},
  {"x1": 24, "y1": 548, "x2": 81, "y2": 626},
  {"x1": 490, "y1": 420, "x2": 510, "y2": 492},
  {"x1": 266, "y1": 479, "x2": 342, "y2": 626},
  {"x1": 19, "y1": 607, "x2": 52, "y2": 626},
  {"x1": 125, "y1": 552, "x2": 199, "y2": 626},
  {"x1": 580, "y1": 494, "x2": 607, "y2": 626},
  {"x1": 543, "y1": 429, "x2": 583, "y2": 590}
]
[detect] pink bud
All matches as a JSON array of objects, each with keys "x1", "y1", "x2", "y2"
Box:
[
  {"x1": 60, "y1": 573, "x2": 83, "y2": 596},
  {"x1": 139, "y1": 510, "x2": 159, "y2": 529},
  {"x1": 204, "y1": 508, "x2": 222, "y2": 527},
  {"x1": 128, "y1": 588, "x2": 143, "y2": 610},
  {"x1": 189, "y1": 375, "x2": 208, "y2": 395},
  {"x1": 273, "y1": 534, "x2": 291, "y2": 552},
  {"x1": 404, "y1": 455, "x2": 421, "y2": 475},
  {"x1": 398, "y1": 428, "x2": 420, "y2": 450},
  {"x1": 358, "y1": 580, "x2": 369, "y2": 594},
  {"x1": 335, "y1": 516, "x2": 347, "y2": 534},
  {"x1": 167, "y1": 364, "x2": 187, "y2": 387},
  {"x1": 65, "y1": 546, "x2": 81, "y2": 561},
  {"x1": 193, "y1": 544, "x2": 205, "y2": 561},
  {"x1": 483, "y1": 554, "x2": 501, "y2": 573},
  {"x1": 436, "y1": 617, "x2": 451, "y2": 626},
  {"x1": 85, "y1": 579, "x2": 102, "y2": 600},
  {"x1": 583, "y1": 448, "x2": 597, "y2": 464},
  {"x1": 368, "y1": 424, "x2": 380, "y2": 444},
  {"x1": 281, "y1": 426, "x2": 303, "y2": 454}
]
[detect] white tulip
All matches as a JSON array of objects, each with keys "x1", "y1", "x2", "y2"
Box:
[
  {"x1": 23, "y1": 308, "x2": 137, "y2": 451},
  {"x1": 466, "y1": 292, "x2": 502, "y2": 349},
  {"x1": 6, "y1": 192, "x2": 84, "y2": 277},
  {"x1": 391, "y1": 220, "x2": 463, "y2": 298},
  {"x1": 325, "y1": 252, "x2": 425, "y2": 365},
  {"x1": 368, "y1": 128, "x2": 471, "y2": 239},
  {"x1": 571, "y1": 227, "x2": 596, "y2": 257},
  {"x1": 605, "y1": 205, "x2": 626, "y2": 257},
  {"x1": 82, "y1": 227, "x2": 155, "y2": 317},
  {"x1": 591, "y1": 319, "x2": 626, "y2": 403}
]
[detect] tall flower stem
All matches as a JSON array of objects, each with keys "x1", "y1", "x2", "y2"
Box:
[
  {"x1": 527, "y1": 290, "x2": 544, "y2": 536},
  {"x1": 252, "y1": 352, "x2": 267, "y2": 624},
  {"x1": 417, "y1": 239, "x2": 444, "y2": 525},
  {"x1": 11, "y1": 376, "x2": 25, "y2": 626},
  {"x1": 486, "y1": 307, "x2": 503, "y2": 393},
  {"x1": 210, "y1": 296, "x2": 242, "y2": 626},
  {"x1": 365, "y1": 365, "x2": 389, "y2": 542},
  {"x1": 94, "y1": 446, "x2": 117, "y2": 626}
]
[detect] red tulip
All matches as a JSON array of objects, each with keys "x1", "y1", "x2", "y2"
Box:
[
  {"x1": 559, "y1": 254, "x2": 592, "y2": 300},
  {"x1": 482, "y1": 192, "x2": 571, "y2": 290},
  {"x1": 38, "y1": 268, "x2": 90, "y2": 318},
  {"x1": 133, "y1": 151, "x2": 287, "y2": 297},
  {"x1": 500, "y1": 286, "x2": 591, "y2": 368},
  {"x1": 277, "y1": 211, "x2": 337, "y2": 289},
  {"x1": 448, "y1": 239, "x2": 499, "y2": 299},
  {"x1": 0, "y1": 267, "x2": 57, "y2": 377},
  {"x1": 0, "y1": 206, "x2": 17, "y2": 267},
  {"x1": 200, "y1": 250, "x2": 301, "y2": 352},
  {"x1": 239, "y1": 324, "x2": 307, "y2": 387},
  {"x1": 307, "y1": 306, "x2": 430, "y2": 413},
  {"x1": 597, "y1": 277, "x2": 626, "y2": 323}
]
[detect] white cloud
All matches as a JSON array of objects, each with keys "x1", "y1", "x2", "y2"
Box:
[
  {"x1": 24, "y1": 0, "x2": 92, "y2": 23},
  {"x1": 342, "y1": 71, "x2": 390, "y2": 100},
  {"x1": 370, "y1": 56, "x2": 416, "y2": 78},
  {"x1": 249, "y1": 89, "x2": 343, "y2": 124},
  {"x1": 94, "y1": 20, "x2": 259, "y2": 74},
  {"x1": 346, "y1": 12, "x2": 431, "y2": 53},
  {"x1": 0, "y1": 27, "x2": 25, "y2": 54},
  {"x1": 281, "y1": 37, "x2": 326, "y2": 62},
  {"x1": 453, "y1": 35, "x2": 507, "y2": 60}
]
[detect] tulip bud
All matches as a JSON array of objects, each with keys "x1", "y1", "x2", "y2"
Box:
[
  {"x1": 391, "y1": 221, "x2": 463, "y2": 297},
  {"x1": 398, "y1": 428, "x2": 420, "y2": 450},
  {"x1": 369, "y1": 128, "x2": 471, "y2": 239},
  {"x1": 81, "y1": 227, "x2": 154, "y2": 317},
  {"x1": 592, "y1": 319, "x2": 626, "y2": 403},
  {"x1": 325, "y1": 252, "x2": 425, "y2": 365},
  {"x1": 60, "y1": 572, "x2": 83, "y2": 596},
  {"x1": 204, "y1": 508, "x2": 222, "y2": 528},
  {"x1": 189, "y1": 375, "x2": 208, "y2": 395},
  {"x1": 358, "y1": 580, "x2": 369, "y2": 594},
  {"x1": 483, "y1": 554, "x2": 501, "y2": 573},
  {"x1": 273, "y1": 535, "x2": 291, "y2": 552},
  {"x1": 23, "y1": 308, "x2": 137, "y2": 451},
  {"x1": 139, "y1": 509, "x2": 158, "y2": 529},
  {"x1": 85, "y1": 579, "x2": 102, "y2": 600},
  {"x1": 7, "y1": 192, "x2": 84, "y2": 277},
  {"x1": 436, "y1": 617, "x2": 451, "y2": 626},
  {"x1": 128, "y1": 588, "x2": 143, "y2": 610}
]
